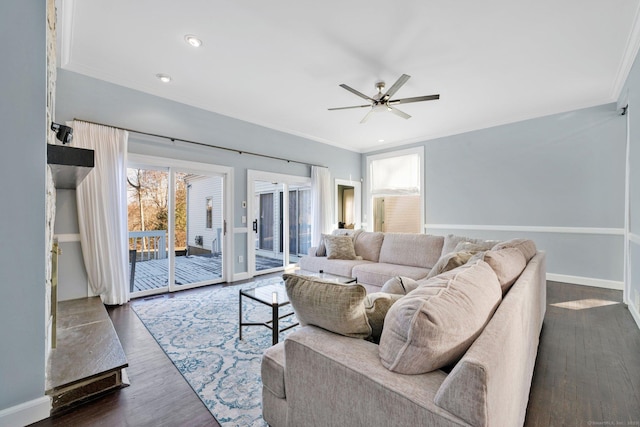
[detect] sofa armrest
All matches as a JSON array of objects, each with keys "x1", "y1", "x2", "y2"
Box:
[
  {"x1": 283, "y1": 326, "x2": 468, "y2": 427},
  {"x1": 435, "y1": 252, "x2": 546, "y2": 427}
]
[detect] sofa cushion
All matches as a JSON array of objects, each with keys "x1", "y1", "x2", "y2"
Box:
[
  {"x1": 378, "y1": 233, "x2": 444, "y2": 269},
  {"x1": 441, "y1": 234, "x2": 497, "y2": 257},
  {"x1": 426, "y1": 250, "x2": 475, "y2": 279},
  {"x1": 380, "y1": 276, "x2": 420, "y2": 295},
  {"x1": 492, "y1": 238, "x2": 537, "y2": 262},
  {"x1": 364, "y1": 292, "x2": 404, "y2": 343},
  {"x1": 352, "y1": 263, "x2": 431, "y2": 288},
  {"x1": 354, "y1": 231, "x2": 385, "y2": 262},
  {"x1": 261, "y1": 342, "x2": 286, "y2": 398},
  {"x1": 323, "y1": 234, "x2": 358, "y2": 260},
  {"x1": 283, "y1": 274, "x2": 371, "y2": 338},
  {"x1": 379, "y1": 260, "x2": 502, "y2": 374},
  {"x1": 482, "y1": 248, "x2": 527, "y2": 294},
  {"x1": 297, "y1": 256, "x2": 373, "y2": 279}
]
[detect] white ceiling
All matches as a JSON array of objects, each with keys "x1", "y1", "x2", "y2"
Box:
[{"x1": 57, "y1": 0, "x2": 640, "y2": 153}]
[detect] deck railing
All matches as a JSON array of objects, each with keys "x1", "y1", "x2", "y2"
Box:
[{"x1": 129, "y1": 230, "x2": 167, "y2": 261}]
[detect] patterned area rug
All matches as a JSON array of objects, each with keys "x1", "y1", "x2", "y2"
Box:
[{"x1": 132, "y1": 277, "x2": 297, "y2": 426}]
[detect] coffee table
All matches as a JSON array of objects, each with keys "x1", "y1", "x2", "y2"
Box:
[{"x1": 239, "y1": 282, "x2": 298, "y2": 345}]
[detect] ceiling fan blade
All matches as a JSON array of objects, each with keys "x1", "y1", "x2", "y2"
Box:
[
  {"x1": 328, "y1": 104, "x2": 371, "y2": 111},
  {"x1": 360, "y1": 109, "x2": 375, "y2": 124},
  {"x1": 389, "y1": 94, "x2": 440, "y2": 105},
  {"x1": 340, "y1": 84, "x2": 376, "y2": 102},
  {"x1": 389, "y1": 106, "x2": 411, "y2": 120},
  {"x1": 382, "y1": 74, "x2": 411, "y2": 100}
]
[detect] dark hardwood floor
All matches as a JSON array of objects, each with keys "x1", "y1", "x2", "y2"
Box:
[
  {"x1": 525, "y1": 282, "x2": 640, "y2": 426},
  {"x1": 31, "y1": 280, "x2": 640, "y2": 427},
  {"x1": 31, "y1": 294, "x2": 220, "y2": 427}
]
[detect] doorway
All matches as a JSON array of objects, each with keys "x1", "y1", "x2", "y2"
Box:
[
  {"x1": 335, "y1": 178, "x2": 361, "y2": 230},
  {"x1": 127, "y1": 155, "x2": 232, "y2": 297},
  {"x1": 248, "y1": 171, "x2": 311, "y2": 276}
]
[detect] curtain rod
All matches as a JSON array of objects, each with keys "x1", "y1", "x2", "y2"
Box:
[{"x1": 72, "y1": 118, "x2": 327, "y2": 168}]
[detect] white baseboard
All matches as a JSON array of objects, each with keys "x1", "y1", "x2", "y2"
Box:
[
  {"x1": 546, "y1": 273, "x2": 624, "y2": 290},
  {"x1": 0, "y1": 396, "x2": 50, "y2": 427}
]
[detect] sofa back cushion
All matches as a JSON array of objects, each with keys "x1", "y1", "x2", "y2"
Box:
[
  {"x1": 483, "y1": 248, "x2": 527, "y2": 294},
  {"x1": 354, "y1": 231, "x2": 385, "y2": 262},
  {"x1": 378, "y1": 233, "x2": 444, "y2": 269},
  {"x1": 378, "y1": 260, "x2": 502, "y2": 374},
  {"x1": 441, "y1": 234, "x2": 498, "y2": 257},
  {"x1": 492, "y1": 238, "x2": 537, "y2": 262}
]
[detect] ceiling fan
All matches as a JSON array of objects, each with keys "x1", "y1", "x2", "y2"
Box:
[{"x1": 328, "y1": 74, "x2": 439, "y2": 124}]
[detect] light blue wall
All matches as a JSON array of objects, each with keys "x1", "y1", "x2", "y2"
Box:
[
  {"x1": 0, "y1": 0, "x2": 47, "y2": 411},
  {"x1": 55, "y1": 69, "x2": 362, "y2": 283},
  {"x1": 619, "y1": 45, "x2": 640, "y2": 315},
  {"x1": 365, "y1": 103, "x2": 627, "y2": 282},
  {"x1": 54, "y1": 190, "x2": 88, "y2": 301}
]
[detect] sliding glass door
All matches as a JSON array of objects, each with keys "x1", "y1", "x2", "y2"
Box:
[
  {"x1": 128, "y1": 155, "x2": 230, "y2": 297},
  {"x1": 173, "y1": 171, "x2": 225, "y2": 289},
  {"x1": 248, "y1": 171, "x2": 311, "y2": 276},
  {"x1": 127, "y1": 166, "x2": 170, "y2": 294}
]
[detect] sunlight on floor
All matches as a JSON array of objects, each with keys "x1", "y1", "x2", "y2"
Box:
[{"x1": 550, "y1": 298, "x2": 619, "y2": 311}]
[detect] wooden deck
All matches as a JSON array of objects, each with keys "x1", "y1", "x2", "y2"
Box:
[{"x1": 130, "y1": 254, "x2": 283, "y2": 292}]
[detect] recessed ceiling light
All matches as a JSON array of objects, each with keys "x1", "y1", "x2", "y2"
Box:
[
  {"x1": 184, "y1": 35, "x2": 202, "y2": 47},
  {"x1": 378, "y1": 139, "x2": 385, "y2": 143},
  {"x1": 156, "y1": 73, "x2": 172, "y2": 83}
]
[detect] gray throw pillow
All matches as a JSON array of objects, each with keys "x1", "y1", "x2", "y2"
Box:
[
  {"x1": 315, "y1": 235, "x2": 327, "y2": 256},
  {"x1": 426, "y1": 250, "x2": 475, "y2": 279},
  {"x1": 492, "y1": 238, "x2": 537, "y2": 262},
  {"x1": 380, "y1": 276, "x2": 419, "y2": 295},
  {"x1": 323, "y1": 234, "x2": 357, "y2": 260},
  {"x1": 364, "y1": 292, "x2": 404, "y2": 343},
  {"x1": 283, "y1": 274, "x2": 371, "y2": 338}
]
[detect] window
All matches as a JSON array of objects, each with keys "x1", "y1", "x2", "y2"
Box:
[
  {"x1": 205, "y1": 197, "x2": 213, "y2": 229},
  {"x1": 367, "y1": 147, "x2": 424, "y2": 233}
]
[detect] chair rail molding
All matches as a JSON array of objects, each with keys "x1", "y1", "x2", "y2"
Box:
[{"x1": 425, "y1": 224, "x2": 625, "y2": 235}]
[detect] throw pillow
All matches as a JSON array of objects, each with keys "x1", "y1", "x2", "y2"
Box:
[
  {"x1": 364, "y1": 292, "x2": 404, "y2": 343},
  {"x1": 283, "y1": 274, "x2": 371, "y2": 338},
  {"x1": 492, "y1": 238, "x2": 537, "y2": 262},
  {"x1": 315, "y1": 234, "x2": 327, "y2": 256},
  {"x1": 323, "y1": 234, "x2": 357, "y2": 260},
  {"x1": 452, "y1": 241, "x2": 495, "y2": 253},
  {"x1": 426, "y1": 250, "x2": 475, "y2": 279},
  {"x1": 315, "y1": 229, "x2": 362, "y2": 257},
  {"x1": 380, "y1": 276, "x2": 419, "y2": 295},
  {"x1": 379, "y1": 260, "x2": 502, "y2": 374},
  {"x1": 441, "y1": 234, "x2": 499, "y2": 257},
  {"x1": 483, "y1": 248, "x2": 527, "y2": 294}
]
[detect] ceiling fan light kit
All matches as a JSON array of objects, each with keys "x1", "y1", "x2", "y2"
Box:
[{"x1": 329, "y1": 74, "x2": 439, "y2": 123}]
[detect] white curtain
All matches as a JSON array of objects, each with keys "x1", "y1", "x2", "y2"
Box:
[
  {"x1": 311, "y1": 166, "x2": 333, "y2": 246},
  {"x1": 74, "y1": 121, "x2": 130, "y2": 305}
]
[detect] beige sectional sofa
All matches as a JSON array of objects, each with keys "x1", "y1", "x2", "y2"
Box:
[
  {"x1": 262, "y1": 235, "x2": 547, "y2": 427},
  {"x1": 300, "y1": 230, "x2": 458, "y2": 287}
]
